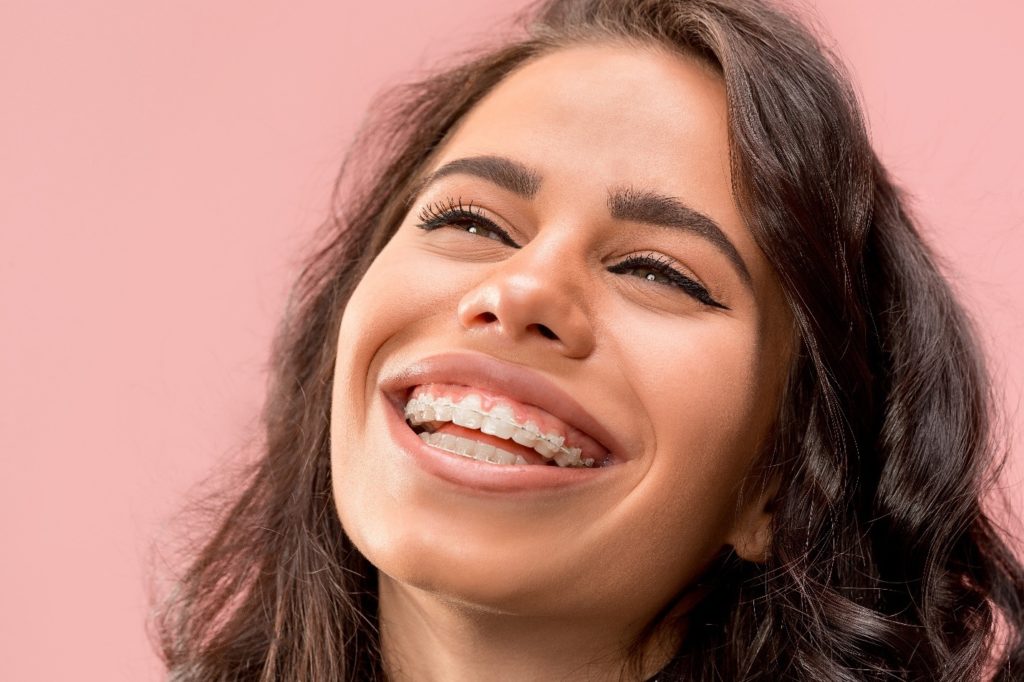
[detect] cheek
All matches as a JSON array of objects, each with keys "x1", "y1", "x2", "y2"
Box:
[
  {"x1": 609, "y1": 308, "x2": 769, "y2": 537},
  {"x1": 337, "y1": 251, "x2": 415, "y2": 353},
  {"x1": 616, "y1": 304, "x2": 765, "y2": 457},
  {"x1": 338, "y1": 235, "x2": 471, "y2": 351},
  {"x1": 578, "y1": 324, "x2": 770, "y2": 607},
  {"x1": 334, "y1": 244, "x2": 438, "y2": 399},
  {"x1": 330, "y1": 245, "x2": 419, "y2": 479}
]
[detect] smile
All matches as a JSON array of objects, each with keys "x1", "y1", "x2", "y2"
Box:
[
  {"x1": 404, "y1": 385, "x2": 601, "y2": 468},
  {"x1": 380, "y1": 352, "x2": 629, "y2": 487}
]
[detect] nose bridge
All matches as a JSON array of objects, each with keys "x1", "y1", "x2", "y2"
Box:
[
  {"x1": 505, "y1": 231, "x2": 579, "y2": 288},
  {"x1": 456, "y1": 233, "x2": 595, "y2": 358}
]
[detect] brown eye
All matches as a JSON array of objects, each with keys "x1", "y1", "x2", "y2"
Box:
[
  {"x1": 608, "y1": 254, "x2": 727, "y2": 310},
  {"x1": 461, "y1": 222, "x2": 505, "y2": 243},
  {"x1": 416, "y1": 199, "x2": 519, "y2": 248}
]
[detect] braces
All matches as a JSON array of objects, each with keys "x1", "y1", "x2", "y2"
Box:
[{"x1": 405, "y1": 395, "x2": 595, "y2": 468}]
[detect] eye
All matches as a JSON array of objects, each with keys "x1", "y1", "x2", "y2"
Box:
[
  {"x1": 416, "y1": 198, "x2": 520, "y2": 248},
  {"x1": 608, "y1": 253, "x2": 728, "y2": 309}
]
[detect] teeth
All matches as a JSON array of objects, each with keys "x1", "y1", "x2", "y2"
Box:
[
  {"x1": 480, "y1": 415, "x2": 516, "y2": 439},
  {"x1": 434, "y1": 401, "x2": 454, "y2": 421},
  {"x1": 421, "y1": 431, "x2": 523, "y2": 466},
  {"x1": 491, "y1": 447, "x2": 516, "y2": 465},
  {"x1": 476, "y1": 443, "x2": 497, "y2": 463},
  {"x1": 511, "y1": 426, "x2": 538, "y2": 447},
  {"x1": 453, "y1": 436, "x2": 474, "y2": 457},
  {"x1": 545, "y1": 434, "x2": 565, "y2": 449},
  {"x1": 533, "y1": 438, "x2": 557, "y2": 458},
  {"x1": 452, "y1": 395, "x2": 484, "y2": 429},
  {"x1": 553, "y1": 450, "x2": 573, "y2": 467},
  {"x1": 452, "y1": 408, "x2": 483, "y2": 429},
  {"x1": 406, "y1": 391, "x2": 599, "y2": 468},
  {"x1": 553, "y1": 447, "x2": 583, "y2": 467},
  {"x1": 403, "y1": 399, "x2": 418, "y2": 419}
]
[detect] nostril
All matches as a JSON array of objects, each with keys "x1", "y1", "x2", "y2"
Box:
[
  {"x1": 479, "y1": 312, "x2": 498, "y2": 323},
  {"x1": 535, "y1": 324, "x2": 558, "y2": 340}
]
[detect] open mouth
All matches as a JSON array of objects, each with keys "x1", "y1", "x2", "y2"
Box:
[{"x1": 402, "y1": 383, "x2": 613, "y2": 469}]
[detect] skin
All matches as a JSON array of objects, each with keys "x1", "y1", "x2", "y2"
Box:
[{"x1": 330, "y1": 43, "x2": 793, "y2": 681}]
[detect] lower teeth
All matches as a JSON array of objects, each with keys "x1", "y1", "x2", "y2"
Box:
[
  {"x1": 417, "y1": 430, "x2": 527, "y2": 466},
  {"x1": 407, "y1": 417, "x2": 599, "y2": 468}
]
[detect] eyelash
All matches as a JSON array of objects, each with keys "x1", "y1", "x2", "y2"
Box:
[
  {"x1": 607, "y1": 254, "x2": 726, "y2": 309},
  {"x1": 415, "y1": 199, "x2": 727, "y2": 309},
  {"x1": 416, "y1": 198, "x2": 518, "y2": 247}
]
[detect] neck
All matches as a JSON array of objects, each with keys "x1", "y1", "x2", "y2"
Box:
[{"x1": 378, "y1": 575, "x2": 676, "y2": 682}]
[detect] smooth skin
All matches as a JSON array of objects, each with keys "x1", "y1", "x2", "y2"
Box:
[{"x1": 330, "y1": 43, "x2": 793, "y2": 681}]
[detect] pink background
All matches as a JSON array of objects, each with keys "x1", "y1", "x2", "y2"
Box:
[{"x1": 2, "y1": 1, "x2": 1021, "y2": 679}]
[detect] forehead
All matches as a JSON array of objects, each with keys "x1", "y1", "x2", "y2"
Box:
[{"x1": 441, "y1": 43, "x2": 731, "y2": 197}]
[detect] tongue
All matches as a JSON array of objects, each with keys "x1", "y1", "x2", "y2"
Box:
[{"x1": 432, "y1": 423, "x2": 552, "y2": 465}]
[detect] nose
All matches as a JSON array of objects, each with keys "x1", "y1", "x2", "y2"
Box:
[{"x1": 456, "y1": 248, "x2": 596, "y2": 359}]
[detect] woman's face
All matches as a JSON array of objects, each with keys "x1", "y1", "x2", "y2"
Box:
[{"x1": 331, "y1": 43, "x2": 792, "y2": 631}]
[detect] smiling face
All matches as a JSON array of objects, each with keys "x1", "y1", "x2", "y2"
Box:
[{"x1": 330, "y1": 43, "x2": 792, "y2": 636}]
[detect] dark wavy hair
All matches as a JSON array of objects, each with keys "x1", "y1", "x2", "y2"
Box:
[{"x1": 155, "y1": 0, "x2": 1024, "y2": 679}]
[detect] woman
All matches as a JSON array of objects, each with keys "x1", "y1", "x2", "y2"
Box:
[{"x1": 157, "y1": 0, "x2": 1024, "y2": 679}]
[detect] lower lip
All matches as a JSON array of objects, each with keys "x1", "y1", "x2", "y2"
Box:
[{"x1": 383, "y1": 392, "x2": 614, "y2": 493}]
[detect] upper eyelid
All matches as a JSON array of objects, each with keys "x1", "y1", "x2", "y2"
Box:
[
  {"x1": 417, "y1": 197, "x2": 489, "y2": 222},
  {"x1": 632, "y1": 251, "x2": 711, "y2": 288},
  {"x1": 416, "y1": 198, "x2": 521, "y2": 242},
  {"x1": 614, "y1": 254, "x2": 701, "y2": 290},
  {"x1": 613, "y1": 254, "x2": 727, "y2": 309}
]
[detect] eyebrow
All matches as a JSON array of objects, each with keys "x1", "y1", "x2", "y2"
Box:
[
  {"x1": 416, "y1": 155, "x2": 541, "y2": 199},
  {"x1": 414, "y1": 155, "x2": 752, "y2": 286},
  {"x1": 607, "y1": 187, "x2": 752, "y2": 285}
]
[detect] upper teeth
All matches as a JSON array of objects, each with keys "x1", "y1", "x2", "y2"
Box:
[{"x1": 404, "y1": 393, "x2": 593, "y2": 468}]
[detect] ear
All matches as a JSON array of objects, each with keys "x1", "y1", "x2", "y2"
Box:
[{"x1": 726, "y1": 475, "x2": 779, "y2": 563}]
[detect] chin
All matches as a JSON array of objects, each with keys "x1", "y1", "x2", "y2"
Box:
[{"x1": 363, "y1": 525, "x2": 586, "y2": 615}]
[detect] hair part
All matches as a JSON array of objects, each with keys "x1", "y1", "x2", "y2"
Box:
[{"x1": 156, "y1": 1, "x2": 1024, "y2": 680}]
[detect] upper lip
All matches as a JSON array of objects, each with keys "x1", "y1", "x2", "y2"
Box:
[{"x1": 380, "y1": 351, "x2": 628, "y2": 461}]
